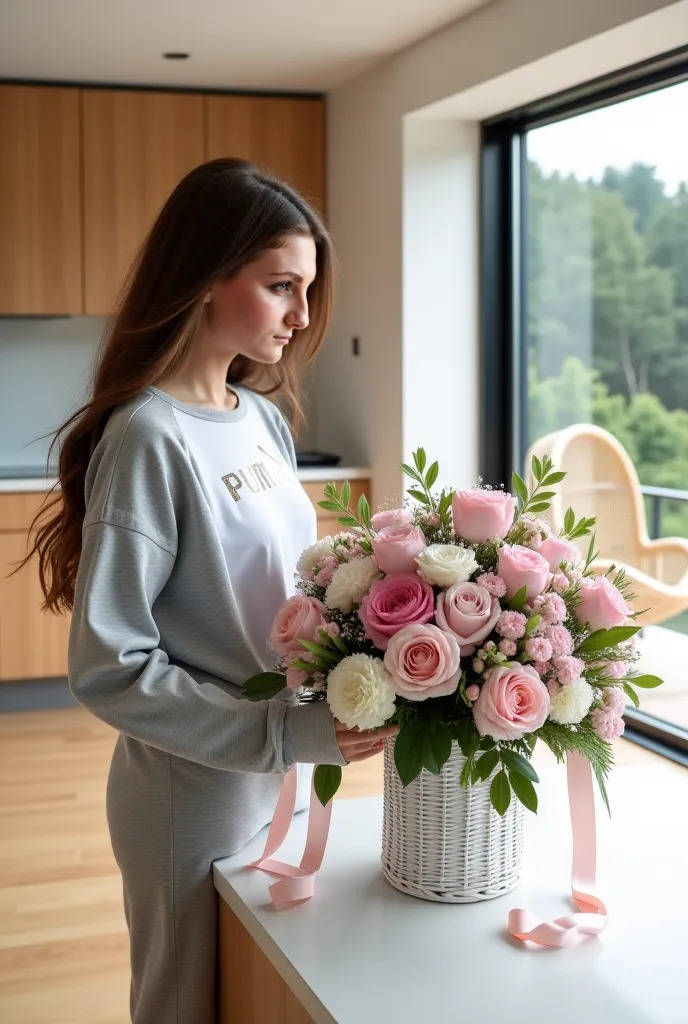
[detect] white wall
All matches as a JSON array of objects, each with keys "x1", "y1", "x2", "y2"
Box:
[{"x1": 320, "y1": 0, "x2": 687, "y2": 510}]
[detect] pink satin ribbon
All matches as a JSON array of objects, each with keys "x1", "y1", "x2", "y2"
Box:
[
  {"x1": 508, "y1": 751, "x2": 607, "y2": 947},
  {"x1": 253, "y1": 751, "x2": 607, "y2": 947},
  {"x1": 249, "y1": 766, "x2": 333, "y2": 910}
]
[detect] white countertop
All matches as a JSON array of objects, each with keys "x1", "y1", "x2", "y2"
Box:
[
  {"x1": 0, "y1": 467, "x2": 371, "y2": 494},
  {"x1": 214, "y1": 763, "x2": 687, "y2": 1024}
]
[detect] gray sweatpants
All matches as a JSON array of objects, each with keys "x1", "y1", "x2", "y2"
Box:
[{"x1": 106, "y1": 734, "x2": 311, "y2": 1023}]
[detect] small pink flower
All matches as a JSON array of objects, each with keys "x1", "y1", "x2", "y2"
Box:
[
  {"x1": 525, "y1": 637, "x2": 553, "y2": 662},
  {"x1": 544, "y1": 624, "x2": 574, "y2": 657},
  {"x1": 476, "y1": 573, "x2": 508, "y2": 598},
  {"x1": 604, "y1": 686, "x2": 627, "y2": 714},
  {"x1": 546, "y1": 678, "x2": 560, "y2": 698},
  {"x1": 552, "y1": 573, "x2": 569, "y2": 594},
  {"x1": 498, "y1": 639, "x2": 518, "y2": 656},
  {"x1": 473, "y1": 659, "x2": 485, "y2": 674},
  {"x1": 534, "y1": 660, "x2": 552, "y2": 677},
  {"x1": 314, "y1": 555, "x2": 339, "y2": 587},
  {"x1": 495, "y1": 610, "x2": 527, "y2": 641},
  {"x1": 597, "y1": 659, "x2": 626, "y2": 680},
  {"x1": 591, "y1": 706, "x2": 625, "y2": 740},
  {"x1": 542, "y1": 593, "x2": 567, "y2": 624},
  {"x1": 554, "y1": 655, "x2": 585, "y2": 685},
  {"x1": 465, "y1": 683, "x2": 481, "y2": 701},
  {"x1": 286, "y1": 667, "x2": 309, "y2": 690}
]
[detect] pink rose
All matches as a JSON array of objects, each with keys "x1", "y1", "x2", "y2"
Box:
[
  {"x1": 540, "y1": 535, "x2": 580, "y2": 571},
  {"x1": 371, "y1": 524, "x2": 428, "y2": 575},
  {"x1": 358, "y1": 573, "x2": 435, "y2": 650},
  {"x1": 383, "y1": 624, "x2": 462, "y2": 701},
  {"x1": 269, "y1": 595, "x2": 328, "y2": 657},
  {"x1": 472, "y1": 664, "x2": 550, "y2": 741},
  {"x1": 575, "y1": 576, "x2": 631, "y2": 632},
  {"x1": 435, "y1": 582, "x2": 501, "y2": 656},
  {"x1": 451, "y1": 488, "x2": 517, "y2": 543},
  {"x1": 371, "y1": 508, "x2": 413, "y2": 531},
  {"x1": 498, "y1": 544, "x2": 553, "y2": 600}
]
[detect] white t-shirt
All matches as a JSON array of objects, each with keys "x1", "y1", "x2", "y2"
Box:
[{"x1": 170, "y1": 385, "x2": 317, "y2": 672}]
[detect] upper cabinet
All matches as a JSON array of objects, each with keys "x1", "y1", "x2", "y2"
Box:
[
  {"x1": 206, "y1": 96, "x2": 325, "y2": 214},
  {"x1": 0, "y1": 87, "x2": 325, "y2": 316},
  {"x1": 0, "y1": 85, "x2": 82, "y2": 315},
  {"x1": 82, "y1": 90, "x2": 205, "y2": 315}
]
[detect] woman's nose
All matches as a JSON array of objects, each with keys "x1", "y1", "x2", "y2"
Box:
[{"x1": 287, "y1": 298, "x2": 309, "y2": 330}]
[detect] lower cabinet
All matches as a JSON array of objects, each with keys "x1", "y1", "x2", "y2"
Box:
[{"x1": 0, "y1": 493, "x2": 71, "y2": 681}]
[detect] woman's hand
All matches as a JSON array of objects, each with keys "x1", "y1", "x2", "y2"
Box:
[{"x1": 334, "y1": 721, "x2": 400, "y2": 763}]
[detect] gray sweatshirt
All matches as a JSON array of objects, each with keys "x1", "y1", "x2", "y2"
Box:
[{"x1": 68, "y1": 385, "x2": 346, "y2": 775}]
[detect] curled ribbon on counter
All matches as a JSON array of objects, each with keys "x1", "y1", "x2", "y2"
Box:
[
  {"x1": 249, "y1": 765, "x2": 332, "y2": 910},
  {"x1": 508, "y1": 751, "x2": 607, "y2": 947}
]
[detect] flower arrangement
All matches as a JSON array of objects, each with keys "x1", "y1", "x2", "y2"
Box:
[{"x1": 243, "y1": 450, "x2": 662, "y2": 815}]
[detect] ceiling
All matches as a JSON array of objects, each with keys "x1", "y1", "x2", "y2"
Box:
[{"x1": 0, "y1": 0, "x2": 494, "y2": 94}]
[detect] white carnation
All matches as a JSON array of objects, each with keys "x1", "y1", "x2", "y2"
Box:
[
  {"x1": 297, "y1": 538, "x2": 337, "y2": 578},
  {"x1": 549, "y1": 679, "x2": 594, "y2": 725},
  {"x1": 325, "y1": 556, "x2": 379, "y2": 613},
  {"x1": 326, "y1": 654, "x2": 396, "y2": 730},
  {"x1": 415, "y1": 544, "x2": 478, "y2": 588}
]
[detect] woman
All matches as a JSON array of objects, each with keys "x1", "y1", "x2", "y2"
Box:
[{"x1": 28, "y1": 158, "x2": 398, "y2": 1023}]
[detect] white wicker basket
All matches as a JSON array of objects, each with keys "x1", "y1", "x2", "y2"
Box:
[{"x1": 381, "y1": 737, "x2": 525, "y2": 903}]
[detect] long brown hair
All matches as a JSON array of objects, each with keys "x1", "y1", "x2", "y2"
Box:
[{"x1": 25, "y1": 157, "x2": 336, "y2": 614}]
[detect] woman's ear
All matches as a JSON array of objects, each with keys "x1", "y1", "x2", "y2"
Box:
[{"x1": 203, "y1": 291, "x2": 212, "y2": 304}]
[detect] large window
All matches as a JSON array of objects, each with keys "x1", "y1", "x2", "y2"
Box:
[{"x1": 481, "y1": 51, "x2": 688, "y2": 763}]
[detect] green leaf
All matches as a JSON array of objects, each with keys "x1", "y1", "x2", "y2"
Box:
[
  {"x1": 525, "y1": 613, "x2": 541, "y2": 636},
  {"x1": 490, "y1": 770, "x2": 511, "y2": 816},
  {"x1": 425, "y1": 461, "x2": 439, "y2": 490},
  {"x1": 241, "y1": 671, "x2": 288, "y2": 701},
  {"x1": 407, "y1": 488, "x2": 430, "y2": 506},
  {"x1": 400, "y1": 462, "x2": 422, "y2": 483},
  {"x1": 291, "y1": 658, "x2": 318, "y2": 673},
  {"x1": 594, "y1": 766, "x2": 612, "y2": 818},
  {"x1": 298, "y1": 639, "x2": 340, "y2": 664},
  {"x1": 450, "y1": 719, "x2": 480, "y2": 759},
  {"x1": 628, "y1": 674, "x2": 663, "y2": 689},
  {"x1": 330, "y1": 634, "x2": 350, "y2": 656},
  {"x1": 564, "y1": 507, "x2": 575, "y2": 535},
  {"x1": 414, "y1": 448, "x2": 427, "y2": 474},
  {"x1": 357, "y1": 493, "x2": 371, "y2": 528},
  {"x1": 509, "y1": 772, "x2": 538, "y2": 813},
  {"x1": 532, "y1": 454, "x2": 543, "y2": 481},
  {"x1": 585, "y1": 532, "x2": 597, "y2": 570},
  {"x1": 499, "y1": 749, "x2": 539, "y2": 783},
  {"x1": 340, "y1": 481, "x2": 351, "y2": 508},
  {"x1": 337, "y1": 516, "x2": 361, "y2": 528},
  {"x1": 533, "y1": 490, "x2": 556, "y2": 501},
  {"x1": 423, "y1": 724, "x2": 452, "y2": 774},
  {"x1": 509, "y1": 586, "x2": 528, "y2": 612},
  {"x1": 542, "y1": 471, "x2": 566, "y2": 486},
  {"x1": 527, "y1": 502, "x2": 552, "y2": 513},
  {"x1": 623, "y1": 682, "x2": 639, "y2": 708},
  {"x1": 318, "y1": 500, "x2": 341, "y2": 512},
  {"x1": 478, "y1": 736, "x2": 497, "y2": 750},
  {"x1": 473, "y1": 748, "x2": 499, "y2": 781},
  {"x1": 511, "y1": 472, "x2": 528, "y2": 504},
  {"x1": 575, "y1": 625, "x2": 640, "y2": 654},
  {"x1": 314, "y1": 765, "x2": 342, "y2": 806},
  {"x1": 394, "y1": 723, "x2": 424, "y2": 787}
]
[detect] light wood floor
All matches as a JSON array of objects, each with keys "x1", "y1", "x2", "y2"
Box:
[{"x1": 0, "y1": 708, "x2": 683, "y2": 1024}]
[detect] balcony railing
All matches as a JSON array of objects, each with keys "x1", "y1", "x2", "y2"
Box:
[{"x1": 640, "y1": 485, "x2": 688, "y2": 540}]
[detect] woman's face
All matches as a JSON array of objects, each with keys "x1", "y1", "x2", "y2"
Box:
[{"x1": 204, "y1": 234, "x2": 317, "y2": 365}]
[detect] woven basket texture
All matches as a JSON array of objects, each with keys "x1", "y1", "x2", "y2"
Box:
[{"x1": 381, "y1": 737, "x2": 525, "y2": 903}]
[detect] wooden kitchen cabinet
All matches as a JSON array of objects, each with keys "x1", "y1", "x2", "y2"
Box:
[
  {"x1": 0, "y1": 85, "x2": 82, "y2": 314},
  {"x1": 206, "y1": 95, "x2": 325, "y2": 213},
  {"x1": 82, "y1": 89, "x2": 205, "y2": 315},
  {"x1": 0, "y1": 494, "x2": 70, "y2": 681}
]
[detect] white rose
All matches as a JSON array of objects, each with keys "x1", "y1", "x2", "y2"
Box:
[
  {"x1": 549, "y1": 679, "x2": 594, "y2": 725},
  {"x1": 326, "y1": 654, "x2": 397, "y2": 730},
  {"x1": 296, "y1": 538, "x2": 337, "y2": 578},
  {"x1": 415, "y1": 544, "x2": 478, "y2": 588},
  {"x1": 325, "y1": 556, "x2": 380, "y2": 613}
]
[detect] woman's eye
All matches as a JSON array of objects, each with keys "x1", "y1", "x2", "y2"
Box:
[{"x1": 271, "y1": 281, "x2": 293, "y2": 293}]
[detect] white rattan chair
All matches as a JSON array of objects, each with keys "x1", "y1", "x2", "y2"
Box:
[{"x1": 525, "y1": 424, "x2": 688, "y2": 626}]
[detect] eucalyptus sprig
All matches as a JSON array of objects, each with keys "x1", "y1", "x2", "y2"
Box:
[
  {"x1": 318, "y1": 480, "x2": 374, "y2": 536},
  {"x1": 400, "y1": 447, "x2": 439, "y2": 514},
  {"x1": 512, "y1": 453, "x2": 565, "y2": 517}
]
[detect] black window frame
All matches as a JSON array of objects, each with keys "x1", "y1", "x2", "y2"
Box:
[{"x1": 479, "y1": 45, "x2": 688, "y2": 769}]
